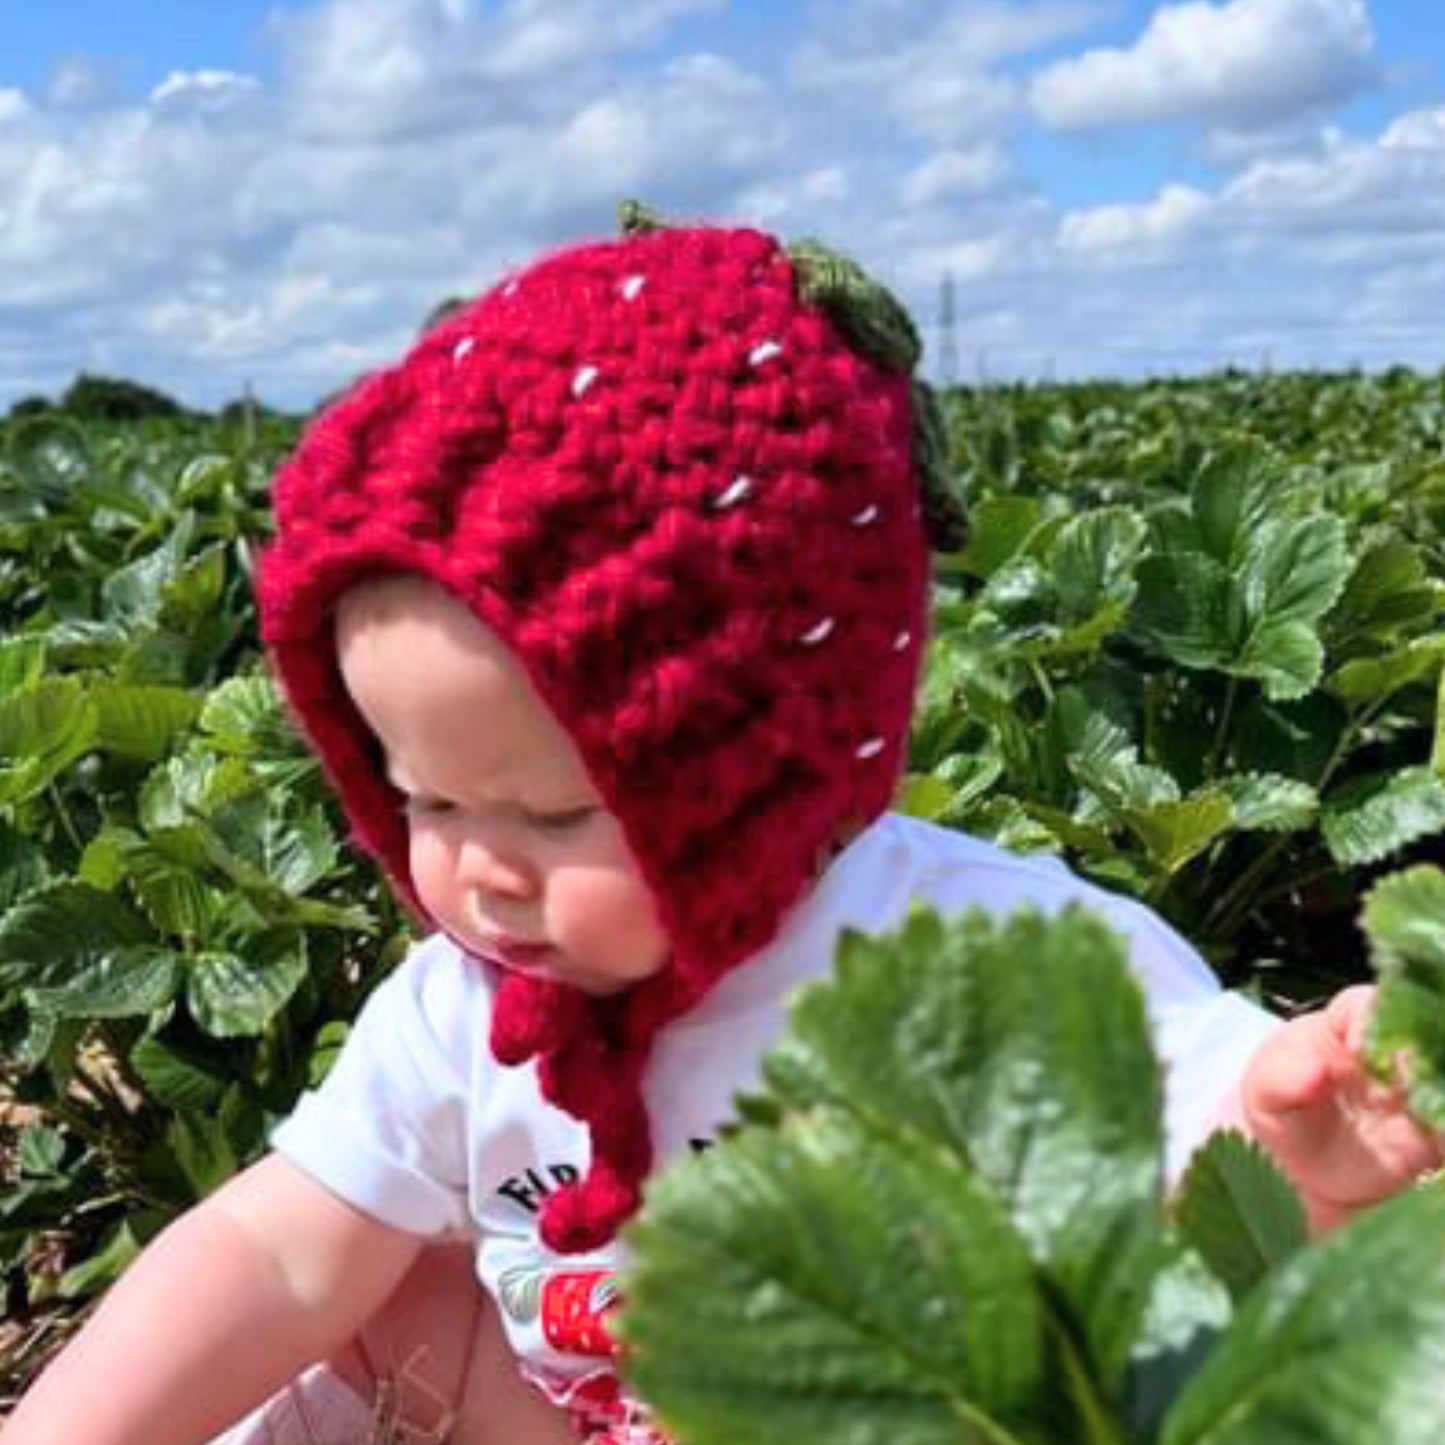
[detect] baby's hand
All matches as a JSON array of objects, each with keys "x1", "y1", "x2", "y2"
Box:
[{"x1": 1239, "y1": 984, "x2": 1444, "y2": 1231}]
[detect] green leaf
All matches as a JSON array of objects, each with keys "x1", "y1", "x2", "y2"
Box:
[
  {"x1": 1363, "y1": 865, "x2": 1445, "y2": 1130},
  {"x1": 1233, "y1": 516, "x2": 1351, "y2": 700},
  {"x1": 1162, "y1": 1186, "x2": 1445, "y2": 1445},
  {"x1": 0, "y1": 636, "x2": 46, "y2": 694},
  {"x1": 621, "y1": 1113, "x2": 1052, "y2": 1445},
  {"x1": 1232, "y1": 692, "x2": 1348, "y2": 784},
  {"x1": 1174, "y1": 1132, "x2": 1309, "y2": 1303},
  {"x1": 90, "y1": 683, "x2": 202, "y2": 761},
  {"x1": 1326, "y1": 537, "x2": 1441, "y2": 648},
  {"x1": 760, "y1": 904, "x2": 1167, "y2": 1392},
  {"x1": 0, "y1": 677, "x2": 99, "y2": 804},
  {"x1": 57, "y1": 1219, "x2": 144, "y2": 1300},
  {"x1": 1123, "y1": 1249, "x2": 1232, "y2": 1444},
  {"x1": 101, "y1": 516, "x2": 195, "y2": 627},
  {"x1": 1433, "y1": 665, "x2": 1445, "y2": 782},
  {"x1": 165, "y1": 1108, "x2": 237, "y2": 1199},
  {"x1": 1329, "y1": 635, "x2": 1445, "y2": 706},
  {"x1": 206, "y1": 801, "x2": 339, "y2": 895},
  {"x1": 1072, "y1": 740, "x2": 1233, "y2": 872},
  {"x1": 0, "y1": 882, "x2": 151, "y2": 994},
  {"x1": 1051, "y1": 508, "x2": 1148, "y2": 624},
  {"x1": 1216, "y1": 774, "x2": 1320, "y2": 833},
  {"x1": 1124, "y1": 793, "x2": 1235, "y2": 875},
  {"x1": 199, "y1": 674, "x2": 299, "y2": 757},
  {"x1": 1132, "y1": 554, "x2": 1233, "y2": 671},
  {"x1": 897, "y1": 773, "x2": 955, "y2": 822},
  {"x1": 959, "y1": 495, "x2": 1043, "y2": 580},
  {"x1": 1321, "y1": 767, "x2": 1445, "y2": 867},
  {"x1": 130, "y1": 1033, "x2": 228, "y2": 1112},
  {"x1": 4, "y1": 414, "x2": 91, "y2": 504},
  {"x1": 17, "y1": 1125, "x2": 66, "y2": 1178},
  {"x1": 307, "y1": 1018, "x2": 350, "y2": 1088},
  {"x1": 0, "y1": 815, "x2": 50, "y2": 910},
  {"x1": 158, "y1": 542, "x2": 227, "y2": 628},
  {"x1": 78, "y1": 826, "x2": 135, "y2": 891},
  {"x1": 1192, "y1": 449, "x2": 1282, "y2": 568},
  {"x1": 188, "y1": 945, "x2": 308, "y2": 1037},
  {"x1": 138, "y1": 753, "x2": 256, "y2": 831},
  {"x1": 23, "y1": 945, "x2": 180, "y2": 1020}
]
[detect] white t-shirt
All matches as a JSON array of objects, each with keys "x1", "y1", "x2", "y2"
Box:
[{"x1": 270, "y1": 811, "x2": 1278, "y2": 1398}]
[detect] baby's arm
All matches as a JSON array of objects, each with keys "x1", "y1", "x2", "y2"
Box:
[
  {"x1": 3, "y1": 1152, "x2": 424, "y2": 1445},
  {"x1": 1217, "y1": 984, "x2": 1443, "y2": 1231}
]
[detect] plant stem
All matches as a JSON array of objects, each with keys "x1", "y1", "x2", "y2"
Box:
[
  {"x1": 46, "y1": 783, "x2": 85, "y2": 858},
  {"x1": 1201, "y1": 695, "x2": 1387, "y2": 940},
  {"x1": 1206, "y1": 675, "x2": 1240, "y2": 779}
]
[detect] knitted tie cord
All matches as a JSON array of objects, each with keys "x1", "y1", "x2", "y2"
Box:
[{"x1": 259, "y1": 218, "x2": 953, "y2": 1251}]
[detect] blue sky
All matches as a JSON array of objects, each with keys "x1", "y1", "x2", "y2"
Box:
[{"x1": 2, "y1": 0, "x2": 1443, "y2": 409}]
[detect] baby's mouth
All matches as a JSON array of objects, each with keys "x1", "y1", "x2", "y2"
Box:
[{"x1": 481, "y1": 938, "x2": 560, "y2": 975}]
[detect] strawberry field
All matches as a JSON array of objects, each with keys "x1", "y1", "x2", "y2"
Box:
[{"x1": 1, "y1": 367, "x2": 1444, "y2": 1431}]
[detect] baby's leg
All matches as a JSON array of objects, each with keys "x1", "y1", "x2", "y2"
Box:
[
  {"x1": 330, "y1": 1240, "x2": 580, "y2": 1445},
  {"x1": 207, "y1": 1242, "x2": 578, "y2": 1444}
]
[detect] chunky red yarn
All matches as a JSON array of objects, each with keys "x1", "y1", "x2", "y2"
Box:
[{"x1": 258, "y1": 223, "x2": 932, "y2": 1251}]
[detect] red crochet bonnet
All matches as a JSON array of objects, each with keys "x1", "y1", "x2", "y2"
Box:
[{"x1": 257, "y1": 208, "x2": 966, "y2": 1252}]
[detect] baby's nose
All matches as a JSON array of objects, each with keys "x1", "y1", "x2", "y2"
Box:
[{"x1": 456, "y1": 834, "x2": 538, "y2": 900}]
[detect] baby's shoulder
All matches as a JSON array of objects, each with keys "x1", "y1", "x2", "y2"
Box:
[
  {"x1": 368, "y1": 931, "x2": 496, "y2": 1066},
  {"x1": 876, "y1": 813, "x2": 1212, "y2": 988}
]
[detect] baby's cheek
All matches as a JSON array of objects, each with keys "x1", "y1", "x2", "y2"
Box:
[{"x1": 558, "y1": 865, "x2": 669, "y2": 975}]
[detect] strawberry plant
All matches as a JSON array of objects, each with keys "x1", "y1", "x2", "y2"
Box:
[
  {"x1": 620, "y1": 896, "x2": 1445, "y2": 1445},
  {"x1": 0, "y1": 415, "x2": 407, "y2": 1397},
  {"x1": 909, "y1": 378, "x2": 1444, "y2": 1000},
  {"x1": 2, "y1": 367, "x2": 1443, "y2": 1405}
]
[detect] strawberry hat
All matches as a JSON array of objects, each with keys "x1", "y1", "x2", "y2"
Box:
[{"x1": 258, "y1": 203, "x2": 966, "y2": 1252}]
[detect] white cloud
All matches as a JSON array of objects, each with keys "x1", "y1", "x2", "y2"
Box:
[
  {"x1": 0, "y1": 88, "x2": 30, "y2": 124},
  {"x1": 3, "y1": 0, "x2": 1445, "y2": 409},
  {"x1": 272, "y1": 0, "x2": 725, "y2": 142},
  {"x1": 901, "y1": 143, "x2": 1008, "y2": 206},
  {"x1": 1031, "y1": 0, "x2": 1376, "y2": 131},
  {"x1": 150, "y1": 70, "x2": 263, "y2": 114},
  {"x1": 46, "y1": 60, "x2": 111, "y2": 110},
  {"x1": 1221, "y1": 107, "x2": 1445, "y2": 236},
  {"x1": 1381, "y1": 107, "x2": 1445, "y2": 152},
  {"x1": 794, "y1": 0, "x2": 1110, "y2": 142},
  {"x1": 1059, "y1": 183, "x2": 1213, "y2": 257}
]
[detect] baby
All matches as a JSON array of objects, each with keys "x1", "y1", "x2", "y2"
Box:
[{"x1": 5, "y1": 215, "x2": 1440, "y2": 1445}]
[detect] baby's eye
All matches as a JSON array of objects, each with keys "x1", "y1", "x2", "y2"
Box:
[
  {"x1": 530, "y1": 806, "x2": 598, "y2": 832},
  {"x1": 404, "y1": 796, "x2": 454, "y2": 817}
]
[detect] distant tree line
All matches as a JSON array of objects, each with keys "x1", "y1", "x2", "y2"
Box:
[
  {"x1": 11, "y1": 297, "x2": 475, "y2": 425},
  {"x1": 6, "y1": 373, "x2": 294, "y2": 426}
]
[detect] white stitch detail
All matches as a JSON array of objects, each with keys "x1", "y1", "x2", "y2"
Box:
[
  {"x1": 748, "y1": 340, "x2": 783, "y2": 367},
  {"x1": 855, "y1": 736, "x2": 887, "y2": 760},
  {"x1": 503, "y1": 280, "x2": 519, "y2": 297},
  {"x1": 851, "y1": 503, "x2": 880, "y2": 526},
  {"x1": 799, "y1": 617, "x2": 835, "y2": 645},
  {"x1": 621, "y1": 274, "x2": 646, "y2": 300},
  {"x1": 713, "y1": 475, "x2": 754, "y2": 509},
  {"x1": 452, "y1": 337, "x2": 475, "y2": 363},
  {"x1": 893, "y1": 629, "x2": 912, "y2": 651},
  {"x1": 571, "y1": 365, "x2": 599, "y2": 398}
]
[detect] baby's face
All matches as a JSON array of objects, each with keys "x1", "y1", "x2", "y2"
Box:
[{"x1": 335, "y1": 576, "x2": 671, "y2": 996}]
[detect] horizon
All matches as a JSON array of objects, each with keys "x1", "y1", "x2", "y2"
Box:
[{"x1": 3, "y1": 0, "x2": 1443, "y2": 411}]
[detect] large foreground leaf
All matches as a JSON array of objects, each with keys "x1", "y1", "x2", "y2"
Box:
[
  {"x1": 763, "y1": 905, "x2": 1167, "y2": 1390},
  {"x1": 1162, "y1": 1185, "x2": 1445, "y2": 1445},
  {"x1": 623, "y1": 1115, "x2": 1051, "y2": 1445},
  {"x1": 1173, "y1": 1132, "x2": 1308, "y2": 1303}
]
